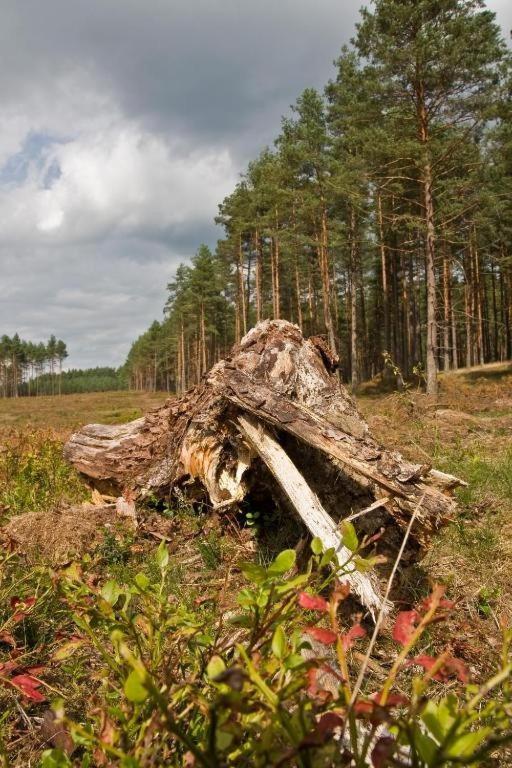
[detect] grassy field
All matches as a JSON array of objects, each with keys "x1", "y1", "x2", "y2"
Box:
[
  {"x1": 0, "y1": 370, "x2": 511, "y2": 766},
  {"x1": 0, "y1": 391, "x2": 167, "y2": 434}
]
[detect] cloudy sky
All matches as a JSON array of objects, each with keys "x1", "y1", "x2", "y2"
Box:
[{"x1": 1, "y1": 1, "x2": 510, "y2": 368}]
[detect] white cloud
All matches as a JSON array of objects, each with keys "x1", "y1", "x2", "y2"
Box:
[{"x1": 0, "y1": 109, "x2": 237, "y2": 245}]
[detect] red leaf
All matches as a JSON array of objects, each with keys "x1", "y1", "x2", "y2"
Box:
[
  {"x1": 353, "y1": 699, "x2": 375, "y2": 716},
  {"x1": 419, "y1": 584, "x2": 455, "y2": 612},
  {"x1": 408, "y1": 654, "x2": 436, "y2": 672},
  {"x1": 371, "y1": 736, "x2": 395, "y2": 768},
  {"x1": 305, "y1": 626, "x2": 337, "y2": 645},
  {"x1": 342, "y1": 623, "x2": 366, "y2": 651},
  {"x1": 26, "y1": 665, "x2": 46, "y2": 676},
  {"x1": 10, "y1": 674, "x2": 46, "y2": 702},
  {"x1": 298, "y1": 592, "x2": 329, "y2": 612},
  {"x1": 392, "y1": 610, "x2": 419, "y2": 645},
  {"x1": 10, "y1": 596, "x2": 36, "y2": 623},
  {"x1": 0, "y1": 660, "x2": 18, "y2": 675},
  {"x1": 0, "y1": 631, "x2": 16, "y2": 647},
  {"x1": 306, "y1": 667, "x2": 334, "y2": 702},
  {"x1": 445, "y1": 656, "x2": 469, "y2": 683},
  {"x1": 372, "y1": 691, "x2": 409, "y2": 707},
  {"x1": 306, "y1": 668, "x2": 319, "y2": 696},
  {"x1": 408, "y1": 654, "x2": 469, "y2": 683}
]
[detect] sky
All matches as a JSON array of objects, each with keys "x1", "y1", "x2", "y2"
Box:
[{"x1": 1, "y1": 1, "x2": 510, "y2": 368}]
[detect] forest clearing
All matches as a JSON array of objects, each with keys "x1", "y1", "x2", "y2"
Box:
[
  {"x1": 1, "y1": 0, "x2": 511, "y2": 765},
  {"x1": 0, "y1": 337, "x2": 511, "y2": 766}
]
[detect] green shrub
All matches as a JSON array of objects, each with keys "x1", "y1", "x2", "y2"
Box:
[
  {"x1": 31, "y1": 537, "x2": 512, "y2": 767},
  {"x1": 0, "y1": 430, "x2": 86, "y2": 520}
]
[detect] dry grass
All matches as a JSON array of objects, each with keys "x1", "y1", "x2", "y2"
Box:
[
  {"x1": 358, "y1": 362, "x2": 512, "y2": 662},
  {"x1": 0, "y1": 390, "x2": 168, "y2": 437}
]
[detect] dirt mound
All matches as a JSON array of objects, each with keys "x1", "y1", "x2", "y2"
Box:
[{"x1": 3, "y1": 503, "x2": 128, "y2": 564}]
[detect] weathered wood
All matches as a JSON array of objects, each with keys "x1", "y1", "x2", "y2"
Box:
[
  {"x1": 64, "y1": 319, "x2": 464, "y2": 611},
  {"x1": 237, "y1": 414, "x2": 385, "y2": 616}
]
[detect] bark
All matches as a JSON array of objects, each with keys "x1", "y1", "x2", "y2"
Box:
[
  {"x1": 349, "y1": 208, "x2": 359, "y2": 389},
  {"x1": 254, "y1": 230, "x2": 262, "y2": 324},
  {"x1": 318, "y1": 205, "x2": 336, "y2": 352},
  {"x1": 238, "y1": 235, "x2": 247, "y2": 339},
  {"x1": 377, "y1": 191, "x2": 391, "y2": 356},
  {"x1": 423, "y1": 161, "x2": 438, "y2": 394},
  {"x1": 416, "y1": 79, "x2": 438, "y2": 395},
  {"x1": 65, "y1": 321, "x2": 463, "y2": 612},
  {"x1": 442, "y1": 241, "x2": 451, "y2": 372}
]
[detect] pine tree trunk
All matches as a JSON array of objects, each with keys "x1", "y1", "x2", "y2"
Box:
[
  {"x1": 200, "y1": 302, "x2": 207, "y2": 376},
  {"x1": 254, "y1": 230, "x2": 262, "y2": 324},
  {"x1": 294, "y1": 261, "x2": 303, "y2": 330},
  {"x1": 238, "y1": 235, "x2": 247, "y2": 337},
  {"x1": 181, "y1": 323, "x2": 187, "y2": 392},
  {"x1": 377, "y1": 191, "x2": 391, "y2": 356},
  {"x1": 416, "y1": 81, "x2": 438, "y2": 395},
  {"x1": 319, "y1": 206, "x2": 336, "y2": 352},
  {"x1": 449, "y1": 265, "x2": 458, "y2": 370},
  {"x1": 471, "y1": 228, "x2": 485, "y2": 366},
  {"x1": 442, "y1": 241, "x2": 451, "y2": 372},
  {"x1": 423, "y1": 162, "x2": 438, "y2": 394},
  {"x1": 349, "y1": 208, "x2": 359, "y2": 389}
]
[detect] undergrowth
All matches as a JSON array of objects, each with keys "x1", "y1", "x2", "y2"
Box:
[
  {"x1": 0, "y1": 535, "x2": 511, "y2": 767},
  {"x1": 0, "y1": 374, "x2": 510, "y2": 767},
  {"x1": 0, "y1": 430, "x2": 86, "y2": 522}
]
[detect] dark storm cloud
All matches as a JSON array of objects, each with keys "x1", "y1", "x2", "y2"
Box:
[
  {"x1": 0, "y1": 0, "x2": 361, "y2": 158},
  {"x1": 0, "y1": 1, "x2": 509, "y2": 367}
]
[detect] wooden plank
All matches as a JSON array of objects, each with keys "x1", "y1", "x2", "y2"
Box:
[{"x1": 236, "y1": 414, "x2": 386, "y2": 617}]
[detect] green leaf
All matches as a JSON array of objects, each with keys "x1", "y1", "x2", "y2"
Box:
[
  {"x1": 413, "y1": 728, "x2": 438, "y2": 764},
  {"x1": 353, "y1": 555, "x2": 373, "y2": 573},
  {"x1": 311, "y1": 537, "x2": 323, "y2": 555},
  {"x1": 207, "y1": 655, "x2": 226, "y2": 681},
  {"x1": 227, "y1": 612, "x2": 252, "y2": 627},
  {"x1": 101, "y1": 580, "x2": 122, "y2": 606},
  {"x1": 272, "y1": 625, "x2": 287, "y2": 659},
  {"x1": 320, "y1": 547, "x2": 336, "y2": 568},
  {"x1": 120, "y1": 757, "x2": 140, "y2": 768},
  {"x1": 422, "y1": 697, "x2": 457, "y2": 742},
  {"x1": 216, "y1": 730, "x2": 234, "y2": 750},
  {"x1": 445, "y1": 729, "x2": 491, "y2": 759},
  {"x1": 124, "y1": 670, "x2": 148, "y2": 703},
  {"x1": 341, "y1": 521, "x2": 358, "y2": 552},
  {"x1": 275, "y1": 574, "x2": 309, "y2": 594},
  {"x1": 134, "y1": 572, "x2": 150, "y2": 590},
  {"x1": 239, "y1": 562, "x2": 267, "y2": 584},
  {"x1": 155, "y1": 541, "x2": 169, "y2": 569},
  {"x1": 268, "y1": 549, "x2": 296, "y2": 575},
  {"x1": 52, "y1": 638, "x2": 86, "y2": 661},
  {"x1": 284, "y1": 653, "x2": 306, "y2": 670},
  {"x1": 40, "y1": 749, "x2": 72, "y2": 768}
]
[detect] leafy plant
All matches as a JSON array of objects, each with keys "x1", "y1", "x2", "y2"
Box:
[
  {"x1": 0, "y1": 429, "x2": 86, "y2": 521},
  {"x1": 35, "y1": 535, "x2": 512, "y2": 767}
]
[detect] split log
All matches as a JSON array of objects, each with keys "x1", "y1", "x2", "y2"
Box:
[
  {"x1": 236, "y1": 414, "x2": 384, "y2": 615},
  {"x1": 64, "y1": 320, "x2": 462, "y2": 613}
]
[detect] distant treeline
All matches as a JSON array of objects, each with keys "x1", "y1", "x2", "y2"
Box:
[
  {"x1": 1, "y1": 333, "x2": 127, "y2": 397},
  {"x1": 30, "y1": 367, "x2": 128, "y2": 396},
  {"x1": 1, "y1": 334, "x2": 68, "y2": 398}
]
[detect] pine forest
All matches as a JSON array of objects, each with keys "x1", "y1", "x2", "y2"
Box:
[{"x1": 125, "y1": 0, "x2": 512, "y2": 396}]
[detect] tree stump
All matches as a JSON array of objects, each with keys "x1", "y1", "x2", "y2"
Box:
[{"x1": 64, "y1": 320, "x2": 462, "y2": 615}]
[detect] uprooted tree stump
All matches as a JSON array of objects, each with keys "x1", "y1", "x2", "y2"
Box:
[{"x1": 64, "y1": 320, "x2": 463, "y2": 616}]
